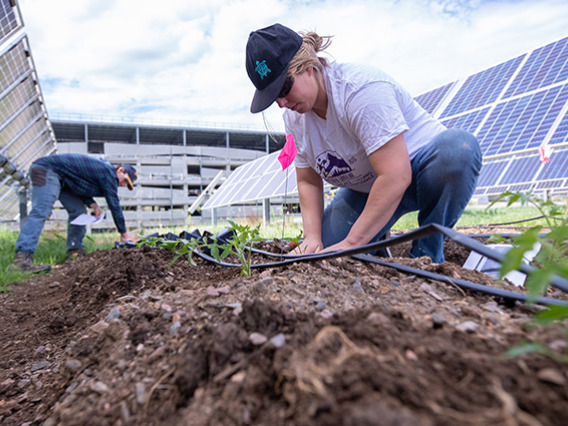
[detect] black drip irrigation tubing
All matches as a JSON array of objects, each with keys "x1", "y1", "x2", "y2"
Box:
[{"x1": 137, "y1": 224, "x2": 568, "y2": 307}]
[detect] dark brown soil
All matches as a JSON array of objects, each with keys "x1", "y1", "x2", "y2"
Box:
[{"x1": 1, "y1": 226, "x2": 567, "y2": 426}]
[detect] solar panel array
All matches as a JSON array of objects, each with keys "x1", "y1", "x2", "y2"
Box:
[
  {"x1": 205, "y1": 34, "x2": 568, "y2": 212},
  {"x1": 202, "y1": 151, "x2": 300, "y2": 210},
  {"x1": 416, "y1": 35, "x2": 568, "y2": 198},
  {"x1": 0, "y1": 0, "x2": 57, "y2": 222}
]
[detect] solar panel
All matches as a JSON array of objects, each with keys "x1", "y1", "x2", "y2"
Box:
[
  {"x1": 504, "y1": 36, "x2": 568, "y2": 99},
  {"x1": 414, "y1": 82, "x2": 456, "y2": 115},
  {"x1": 202, "y1": 150, "x2": 299, "y2": 209},
  {"x1": 441, "y1": 106, "x2": 490, "y2": 135},
  {"x1": 476, "y1": 83, "x2": 568, "y2": 156},
  {"x1": 536, "y1": 147, "x2": 568, "y2": 181},
  {"x1": 440, "y1": 55, "x2": 525, "y2": 119},
  {"x1": 498, "y1": 154, "x2": 542, "y2": 185},
  {"x1": 549, "y1": 107, "x2": 568, "y2": 145},
  {"x1": 475, "y1": 158, "x2": 510, "y2": 188},
  {"x1": 0, "y1": 0, "x2": 19, "y2": 44},
  {"x1": 0, "y1": 3, "x2": 57, "y2": 222}
]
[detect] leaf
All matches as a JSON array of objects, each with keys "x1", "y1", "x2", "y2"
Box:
[
  {"x1": 533, "y1": 305, "x2": 568, "y2": 324},
  {"x1": 504, "y1": 342, "x2": 548, "y2": 358},
  {"x1": 525, "y1": 267, "x2": 555, "y2": 302},
  {"x1": 499, "y1": 227, "x2": 541, "y2": 276}
]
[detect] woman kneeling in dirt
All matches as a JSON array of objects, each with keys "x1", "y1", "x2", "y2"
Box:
[{"x1": 245, "y1": 23, "x2": 481, "y2": 263}]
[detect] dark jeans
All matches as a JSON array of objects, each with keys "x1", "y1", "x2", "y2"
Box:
[{"x1": 321, "y1": 128, "x2": 482, "y2": 263}]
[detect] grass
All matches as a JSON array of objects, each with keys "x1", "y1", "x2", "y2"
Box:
[{"x1": 1, "y1": 203, "x2": 564, "y2": 292}]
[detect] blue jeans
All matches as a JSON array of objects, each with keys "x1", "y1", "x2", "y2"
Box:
[
  {"x1": 321, "y1": 128, "x2": 482, "y2": 263},
  {"x1": 15, "y1": 165, "x2": 87, "y2": 254}
]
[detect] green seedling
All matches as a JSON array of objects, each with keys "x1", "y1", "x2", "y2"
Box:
[
  {"x1": 137, "y1": 235, "x2": 205, "y2": 267},
  {"x1": 491, "y1": 191, "x2": 568, "y2": 362},
  {"x1": 218, "y1": 221, "x2": 261, "y2": 277}
]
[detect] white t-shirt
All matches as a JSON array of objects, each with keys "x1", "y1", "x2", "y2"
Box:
[{"x1": 283, "y1": 62, "x2": 446, "y2": 192}]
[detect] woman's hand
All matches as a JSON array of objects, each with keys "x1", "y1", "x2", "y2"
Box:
[
  {"x1": 321, "y1": 240, "x2": 357, "y2": 253},
  {"x1": 291, "y1": 237, "x2": 323, "y2": 254}
]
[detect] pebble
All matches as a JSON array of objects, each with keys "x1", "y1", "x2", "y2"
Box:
[
  {"x1": 17, "y1": 379, "x2": 31, "y2": 389},
  {"x1": 135, "y1": 382, "x2": 146, "y2": 405},
  {"x1": 249, "y1": 332, "x2": 267, "y2": 346},
  {"x1": 456, "y1": 321, "x2": 479, "y2": 333},
  {"x1": 460, "y1": 305, "x2": 482, "y2": 318},
  {"x1": 149, "y1": 345, "x2": 166, "y2": 361},
  {"x1": 43, "y1": 417, "x2": 57, "y2": 426},
  {"x1": 431, "y1": 313, "x2": 447, "y2": 328},
  {"x1": 106, "y1": 307, "x2": 121, "y2": 321},
  {"x1": 206, "y1": 286, "x2": 219, "y2": 297},
  {"x1": 256, "y1": 277, "x2": 274, "y2": 287},
  {"x1": 537, "y1": 368, "x2": 566, "y2": 386},
  {"x1": 217, "y1": 285, "x2": 231, "y2": 294},
  {"x1": 231, "y1": 371, "x2": 246, "y2": 383},
  {"x1": 65, "y1": 359, "x2": 82, "y2": 372},
  {"x1": 90, "y1": 381, "x2": 109, "y2": 394},
  {"x1": 405, "y1": 349, "x2": 418, "y2": 361},
  {"x1": 170, "y1": 321, "x2": 181, "y2": 336},
  {"x1": 481, "y1": 301, "x2": 504, "y2": 314},
  {"x1": 31, "y1": 361, "x2": 50, "y2": 372},
  {"x1": 90, "y1": 320, "x2": 109, "y2": 334},
  {"x1": 269, "y1": 333, "x2": 286, "y2": 348},
  {"x1": 367, "y1": 312, "x2": 390, "y2": 326}
]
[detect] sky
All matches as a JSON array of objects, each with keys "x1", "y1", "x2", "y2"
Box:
[{"x1": 17, "y1": 0, "x2": 568, "y2": 132}]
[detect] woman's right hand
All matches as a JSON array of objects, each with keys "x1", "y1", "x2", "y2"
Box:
[{"x1": 292, "y1": 237, "x2": 323, "y2": 255}]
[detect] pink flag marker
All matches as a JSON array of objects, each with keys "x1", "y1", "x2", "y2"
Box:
[
  {"x1": 278, "y1": 133, "x2": 297, "y2": 170},
  {"x1": 538, "y1": 145, "x2": 551, "y2": 163}
]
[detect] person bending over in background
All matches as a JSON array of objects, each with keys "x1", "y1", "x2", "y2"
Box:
[
  {"x1": 245, "y1": 23, "x2": 481, "y2": 263},
  {"x1": 12, "y1": 153, "x2": 137, "y2": 273}
]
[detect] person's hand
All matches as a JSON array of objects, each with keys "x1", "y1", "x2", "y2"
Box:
[
  {"x1": 91, "y1": 203, "x2": 103, "y2": 218},
  {"x1": 291, "y1": 237, "x2": 323, "y2": 255},
  {"x1": 320, "y1": 240, "x2": 357, "y2": 253}
]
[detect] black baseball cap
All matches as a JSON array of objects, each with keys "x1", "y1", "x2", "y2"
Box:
[{"x1": 246, "y1": 23, "x2": 302, "y2": 113}]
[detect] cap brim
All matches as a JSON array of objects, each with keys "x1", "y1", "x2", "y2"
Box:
[
  {"x1": 125, "y1": 175, "x2": 134, "y2": 191},
  {"x1": 250, "y1": 65, "x2": 289, "y2": 113}
]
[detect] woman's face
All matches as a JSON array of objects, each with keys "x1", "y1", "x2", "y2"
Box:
[{"x1": 275, "y1": 68, "x2": 320, "y2": 114}]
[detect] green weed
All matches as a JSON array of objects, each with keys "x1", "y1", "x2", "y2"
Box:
[{"x1": 490, "y1": 191, "x2": 568, "y2": 362}]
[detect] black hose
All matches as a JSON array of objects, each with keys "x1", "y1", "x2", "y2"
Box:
[
  {"x1": 352, "y1": 254, "x2": 568, "y2": 307},
  {"x1": 141, "y1": 224, "x2": 568, "y2": 306}
]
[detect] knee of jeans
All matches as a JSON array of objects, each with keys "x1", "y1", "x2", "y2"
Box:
[
  {"x1": 434, "y1": 132, "x2": 481, "y2": 174},
  {"x1": 67, "y1": 205, "x2": 87, "y2": 218}
]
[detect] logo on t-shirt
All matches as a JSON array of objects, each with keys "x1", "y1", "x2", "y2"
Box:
[{"x1": 315, "y1": 150, "x2": 352, "y2": 178}]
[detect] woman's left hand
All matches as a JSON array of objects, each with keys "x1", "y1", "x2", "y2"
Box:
[{"x1": 321, "y1": 240, "x2": 357, "y2": 253}]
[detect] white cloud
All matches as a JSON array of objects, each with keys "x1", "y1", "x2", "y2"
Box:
[{"x1": 17, "y1": 0, "x2": 568, "y2": 131}]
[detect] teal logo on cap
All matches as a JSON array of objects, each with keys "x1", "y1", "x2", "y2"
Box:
[{"x1": 255, "y1": 60, "x2": 271, "y2": 80}]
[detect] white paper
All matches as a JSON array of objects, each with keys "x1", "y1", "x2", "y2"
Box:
[
  {"x1": 463, "y1": 243, "x2": 541, "y2": 287},
  {"x1": 70, "y1": 211, "x2": 106, "y2": 225}
]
